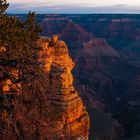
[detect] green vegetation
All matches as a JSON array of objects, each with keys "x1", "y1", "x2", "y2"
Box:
[{"x1": 0, "y1": 0, "x2": 43, "y2": 95}]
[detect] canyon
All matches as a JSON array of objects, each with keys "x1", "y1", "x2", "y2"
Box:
[
  {"x1": 40, "y1": 14, "x2": 140, "y2": 140},
  {"x1": 6, "y1": 14, "x2": 140, "y2": 140}
]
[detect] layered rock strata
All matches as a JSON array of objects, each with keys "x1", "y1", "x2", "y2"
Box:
[
  {"x1": 0, "y1": 36, "x2": 90, "y2": 140},
  {"x1": 38, "y1": 36, "x2": 90, "y2": 139}
]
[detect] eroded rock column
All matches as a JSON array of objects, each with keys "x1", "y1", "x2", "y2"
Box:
[{"x1": 39, "y1": 37, "x2": 90, "y2": 139}]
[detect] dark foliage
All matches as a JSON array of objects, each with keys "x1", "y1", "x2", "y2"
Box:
[{"x1": 0, "y1": 0, "x2": 43, "y2": 94}]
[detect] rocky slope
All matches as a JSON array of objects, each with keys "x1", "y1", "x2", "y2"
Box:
[
  {"x1": 0, "y1": 36, "x2": 90, "y2": 140},
  {"x1": 42, "y1": 15, "x2": 91, "y2": 57},
  {"x1": 70, "y1": 14, "x2": 140, "y2": 65},
  {"x1": 82, "y1": 37, "x2": 120, "y2": 57},
  {"x1": 42, "y1": 15, "x2": 91, "y2": 43}
]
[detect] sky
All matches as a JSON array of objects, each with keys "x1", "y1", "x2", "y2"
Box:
[{"x1": 7, "y1": 0, "x2": 140, "y2": 13}]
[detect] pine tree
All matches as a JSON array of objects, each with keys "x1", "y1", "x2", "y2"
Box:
[
  {"x1": 0, "y1": 0, "x2": 9, "y2": 14},
  {"x1": 0, "y1": 0, "x2": 43, "y2": 95}
]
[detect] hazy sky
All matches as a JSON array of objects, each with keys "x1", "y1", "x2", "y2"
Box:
[{"x1": 8, "y1": 0, "x2": 140, "y2": 13}]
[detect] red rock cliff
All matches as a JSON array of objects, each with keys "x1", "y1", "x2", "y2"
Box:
[
  {"x1": 0, "y1": 36, "x2": 90, "y2": 140},
  {"x1": 38, "y1": 36, "x2": 90, "y2": 139}
]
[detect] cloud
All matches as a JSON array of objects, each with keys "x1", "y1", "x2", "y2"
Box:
[{"x1": 7, "y1": 3, "x2": 140, "y2": 14}]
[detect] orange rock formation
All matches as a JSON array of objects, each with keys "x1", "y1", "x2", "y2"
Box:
[
  {"x1": 0, "y1": 36, "x2": 90, "y2": 139},
  {"x1": 38, "y1": 36, "x2": 90, "y2": 139}
]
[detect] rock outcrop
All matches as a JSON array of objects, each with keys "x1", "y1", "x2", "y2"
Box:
[
  {"x1": 0, "y1": 36, "x2": 90, "y2": 140},
  {"x1": 38, "y1": 36, "x2": 90, "y2": 139}
]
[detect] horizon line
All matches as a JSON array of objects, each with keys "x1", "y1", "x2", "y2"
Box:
[
  {"x1": 7, "y1": 12, "x2": 140, "y2": 14},
  {"x1": 7, "y1": 3, "x2": 140, "y2": 14}
]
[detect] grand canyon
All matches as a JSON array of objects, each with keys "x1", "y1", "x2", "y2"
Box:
[
  {"x1": 39, "y1": 14, "x2": 140, "y2": 140},
  {"x1": 7, "y1": 13, "x2": 139, "y2": 140},
  {"x1": 1, "y1": 1, "x2": 140, "y2": 139}
]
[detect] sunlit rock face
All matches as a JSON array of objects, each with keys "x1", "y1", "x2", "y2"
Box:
[
  {"x1": 38, "y1": 36, "x2": 90, "y2": 139},
  {"x1": 0, "y1": 36, "x2": 89, "y2": 140}
]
